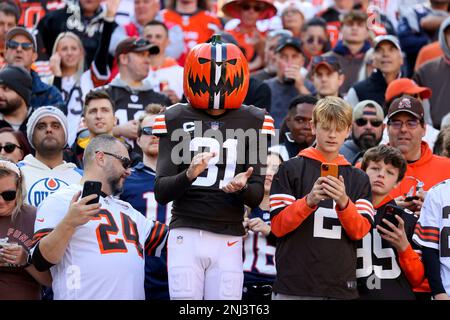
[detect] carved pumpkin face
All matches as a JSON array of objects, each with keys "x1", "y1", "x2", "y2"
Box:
[{"x1": 184, "y1": 36, "x2": 249, "y2": 109}]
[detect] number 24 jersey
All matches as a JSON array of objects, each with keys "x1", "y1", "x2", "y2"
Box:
[{"x1": 33, "y1": 184, "x2": 167, "y2": 300}]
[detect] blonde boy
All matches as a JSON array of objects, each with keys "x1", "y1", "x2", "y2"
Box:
[{"x1": 270, "y1": 96, "x2": 374, "y2": 300}]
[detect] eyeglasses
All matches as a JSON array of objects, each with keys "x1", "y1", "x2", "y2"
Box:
[
  {"x1": 96, "y1": 151, "x2": 131, "y2": 169},
  {"x1": 355, "y1": 118, "x2": 383, "y2": 127},
  {"x1": 306, "y1": 36, "x2": 326, "y2": 45},
  {"x1": 241, "y1": 3, "x2": 264, "y2": 12},
  {"x1": 0, "y1": 143, "x2": 22, "y2": 153},
  {"x1": 140, "y1": 126, "x2": 154, "y2": 136},
  {"x1": 387, "y1": 119, "x2": 421, "y2": 129},
  {"x1": 6, "y1": 40, "x2": 34, "y2": 51},
  {"x1": 0, "y1": 190, "x2": 16, "y2": 201}
]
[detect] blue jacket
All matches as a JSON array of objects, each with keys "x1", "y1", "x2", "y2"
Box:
[
  {"x1": 31, "y1": 70, "x2": 64, "y2": 110},
  {"x1": 397, "y1": 6, "x2": 432, "y2": 56}
]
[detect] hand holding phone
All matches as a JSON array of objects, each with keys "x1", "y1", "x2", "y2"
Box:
[
  {"x1": 404, "y1": 195, "x2": 419, "y2": 202},
  {"x1": 81, "y1": 181, "x2": 102, "y2": 205},
  {"x1": 377, "y1": 204, "x2": 404, "y2": 231}
]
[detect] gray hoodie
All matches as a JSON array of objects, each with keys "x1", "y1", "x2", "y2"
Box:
[
  {"x1": 439, "y1": 16, "x2": 450, "y2": 60},
  {"x1": 413, "y1": 16, "x2": 450, "y2": 129}
]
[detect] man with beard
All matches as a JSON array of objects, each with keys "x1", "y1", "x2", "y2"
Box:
[
  {"x1": 340, "y1": 100, "x2": 385, "y2": 165},
  {"x1": 271, "y1": 95, "x2": 317, "y2": 161},
  {"x1": 30, "y1": 134, "x2": 168, "y2": 300},
  {"x1": 18, "y1": 106, "x2": 82, "y2": 207},
  {"x1": 0, "y1": 65, "x2": 32, "y2": 138}
]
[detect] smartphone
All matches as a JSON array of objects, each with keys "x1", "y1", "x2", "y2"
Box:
[
  {"x1": 404, "y1": 195, "x2": 419, "y2": 202},
  {"x1": 321, "y1": 163, "x2": 338, "y2": 179},
  {"x1": 81, "y1": 181, "x2": 102, "y2": 205},
  {"x1": 378, "y1": 204, "x2": 404, "y2": 230}
]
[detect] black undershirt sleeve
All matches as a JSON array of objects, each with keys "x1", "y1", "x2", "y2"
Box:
[{"x1": 422, "y1": 246, "x2": 446, "y2": 296}]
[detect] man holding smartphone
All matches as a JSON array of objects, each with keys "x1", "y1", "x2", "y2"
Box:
[
  {"x1": 30, "y1": 135, "x2": 167, "y2": 300},
  {"x1": 386, "y1": 96, "x2": 450, "y2": 215},
  {"x1": 270, "y1": 97, "x2": 374, "y2": 300}
]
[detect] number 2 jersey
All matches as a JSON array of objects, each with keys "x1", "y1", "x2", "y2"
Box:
[
  {"x1": 154, "y1": 103, "x2": 275, "y2": 236},
  {"x1": 269, "y1": 147, "x2": 374, "y2": 299},
  {"x1": 32, "y1": 184, "x2": 168, "y2": 300},
  {"x1": 413, "y1": 179, "x2": 450, "y2": 295}
]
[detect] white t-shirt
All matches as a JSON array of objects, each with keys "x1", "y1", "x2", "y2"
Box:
[
  {"x1": 34, "y1": 184, "x2": 167, "y2": 300},
  {"x1": 146, "y1": 64, "x2": 184, "y2": 100}
]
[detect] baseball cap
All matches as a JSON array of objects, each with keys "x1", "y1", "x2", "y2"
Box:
[
  {"x1": 387, "y1": 96, "x2": 424, "y2": 120},
  {"x1": 353, "y1": 100, "x2": 384, "y2": 121},
  {"x1": 373, "y1": 35, "x2": 401, "y2": 52},
  {"x1": 310, "y1": 55, "x2": 342, "y2": 74},
  {"x1": 5, "y1": 27, "x2": 37, "y2": 51},
  {"x1": 275, "y1": 36, "x2": 303, "y2": 54},
  {"x1": 115, "y1": 37, "x2": 160, "y2": 58},
  {"x1": 385, "y1": 78, "x2": 432, "y2": 103}
]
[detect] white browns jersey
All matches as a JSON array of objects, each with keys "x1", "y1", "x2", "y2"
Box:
[
  {"x1": 33, "y1": 184, "x2": 167, "y2": 300},
  {"x1": 413, "y1": 179, "x2": 450, "y2": 295}
]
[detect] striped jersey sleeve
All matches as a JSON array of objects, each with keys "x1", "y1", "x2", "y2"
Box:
[
  {"x1": 413, "y1": 181, "x2": 449, "y2": 250},
  {"x1": 355, "y1": 199, "x2": 375, "y2": 225},
  {"x1": 152, "y1": 114, "x2": 167, "y2": 135},
  {"x1": 269, "y1": 194, "x2": 296, "y2": 212},
  {"x1": 261, "y1": 115, "x2": 275, "y2": 136},
  {"x1": 144, "y1": 221, "x2": 169, "y2": 257},
  {"x1": 269, "y1": 161, "x2": 297, "y2": 218}
]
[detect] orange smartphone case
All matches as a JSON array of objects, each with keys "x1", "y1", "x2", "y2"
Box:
[{"x1": 320, "y1": 163, "x2": 338, "y2": 178}]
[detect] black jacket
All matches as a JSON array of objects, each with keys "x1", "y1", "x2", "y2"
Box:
[
  {"x1": 352, "y1": 70, "x2": 388, "y2": 112},
  {"x1": 37, "y1": 2, "x2": 117, "y2": 68}
]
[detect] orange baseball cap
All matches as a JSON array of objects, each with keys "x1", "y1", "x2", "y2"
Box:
[{"x1": 385, "y1": 78, "x2": 432, "y2": 103}]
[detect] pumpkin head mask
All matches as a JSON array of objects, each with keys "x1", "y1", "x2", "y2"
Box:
[{"x1": 184, "y1": 35, "x2": 249, "y2": 110}]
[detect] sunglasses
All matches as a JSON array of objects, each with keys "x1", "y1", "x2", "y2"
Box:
[
  {"x1": 306, "y1": 36, "x2": 326, "y2": 45},
  {"x1": 241, "y1": 3, "x2": 264, "y2": 12},
  {"x1": 0, "y1": 190, "x2": 16, "y2": 201},
  {"x1": 133, "y1": 38, "x2": 150, "y2": 48},
  {"x1": 96, "y1": 151, "x2": 132, "y2": 169},
  {"x1": 140, "y1": 126, "x2": 154, "y2": 136},
  {"x1": 355, "y1": 118, "x2": 383, "y2": 127},
  {"x1": 312, "y1": 55, "x2": 338, "y2": 65},
  {"x1": 387, "y1": 119, "x2": 421, "y2": 130},
  {"x1": 0, "y1": 143, "x2": 22, "y2": 153},
  {"x1": 6, "y1": 40, "x2": 34, "y2": 51}
]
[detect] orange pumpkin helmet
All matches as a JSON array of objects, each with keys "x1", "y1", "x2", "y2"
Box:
[{"x1": 183, "y1": 34, "x2": 249, "y2": 110}]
